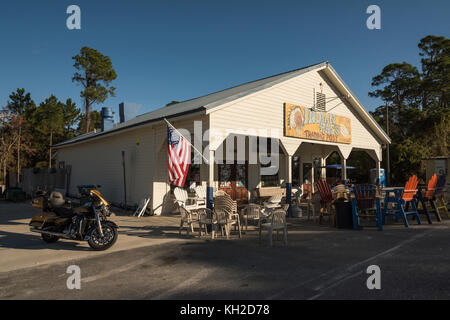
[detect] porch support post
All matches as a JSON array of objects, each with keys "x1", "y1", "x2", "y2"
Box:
[
  {"x1": 376, "y1": 159, "x2": 381, "y2": 186},
  {"x1": 366, "y1": 148, "x2": 383, "y2": 187},
  {"x1": 337, "y1": 146, "x2": 352, "y2": 184},
  {"x1": 286, "y1": 154, "x2": 292, "y2": 218},
  {"x1": 342, "y1": 158, "x2": 347, "y2": 182},
  {"x1": 299, "y1": 157, "x2": 304, "y2": 186},
  {"x1": 207, "y1": 149, "x2": 214, "y2": 209},
  {"x1": 320, "y1": 157, "x2": 326, "y2": 179}
]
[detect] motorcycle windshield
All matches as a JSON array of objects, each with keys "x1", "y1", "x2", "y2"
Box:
[{"x1": 90, "y1": 189, "x2": 109, "y2": 206}]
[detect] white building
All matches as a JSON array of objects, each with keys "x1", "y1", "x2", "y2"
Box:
[{"x1": 53, "y1": 61, "x2": 391, "y2": 214}]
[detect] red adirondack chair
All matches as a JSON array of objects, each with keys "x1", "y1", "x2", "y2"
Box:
[
  {"x1": 417, "y1": 174, "x2": 441, "y2": 223},
  {"x1": 382, "y1": 175, "x2": 421, "y2": 227},
  {"x1": 316, "y1": 179, "x2": 335, "y2": 225}
]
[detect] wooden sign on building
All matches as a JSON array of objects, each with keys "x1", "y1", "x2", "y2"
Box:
[{"x1": 284, "y1": 103, "x2": 351, "y2": 144}]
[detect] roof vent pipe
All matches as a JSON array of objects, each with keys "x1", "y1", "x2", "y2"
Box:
[{"x1": 101, "y1": 107, "x2": 115, "y2": 131}]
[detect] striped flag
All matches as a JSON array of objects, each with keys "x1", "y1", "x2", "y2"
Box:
[{"x1": 167, "y1": 123, "x2": 191, "y2": 187}]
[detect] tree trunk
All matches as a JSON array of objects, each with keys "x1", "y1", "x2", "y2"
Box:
[
  {"x1": 49, "y1": 130, "x2": 53, "y2": 169},
  {"x1": 85, "y1": 97, "x2": 90, "y2": 133},
  {"x1": 17, "y1": 124, "x2": 21, "y2": 185},
  {"x1": 84, "y1": 69, "x2": 91, "y2": 134},
  {"x1": 3, "y1": 159, "x2": 7, "y2": 186},
  {"x1": 2, "y1": 160, "x2": 6, "y2": 187}
]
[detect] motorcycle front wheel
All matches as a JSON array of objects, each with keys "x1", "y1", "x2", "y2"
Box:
[{"x1": 88, "y1": 224, "x2": 118, "y2": 251}]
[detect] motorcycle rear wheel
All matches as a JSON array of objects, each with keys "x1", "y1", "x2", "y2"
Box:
[
  {"x1": 41, "y1": 233, "x2": 60, "y2": 243},
  {"x1": 88, "y1": 225, "x2": 118, "y2": 251}
]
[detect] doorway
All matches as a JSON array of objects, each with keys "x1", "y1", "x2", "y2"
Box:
[{"x1": 218, "y1": 162, "x2": 248, "y2": 204}]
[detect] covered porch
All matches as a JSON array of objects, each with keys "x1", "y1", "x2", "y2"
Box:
[{"x1": 196, "y1": 132, "x2": 383, "y2": 214}]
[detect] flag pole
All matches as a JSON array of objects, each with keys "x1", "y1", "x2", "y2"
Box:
[{"x1": 164, "y1": 118, "x2": 210, "y2": 164}]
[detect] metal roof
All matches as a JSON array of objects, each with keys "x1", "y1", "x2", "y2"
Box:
[
  {"x1": 53, "y1": 62, "x2": 328, "y2": 148},
  {"x1": 53, "y1": 61, "x2": 390, "y2": 148}
]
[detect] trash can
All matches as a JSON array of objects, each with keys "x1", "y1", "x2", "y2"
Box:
[
  {"x1": 5, "y1": 188, "x2": 26, "y2": 202},
  {"x1": 334, "y1": 198, "x2": 353, "y2": 229}
]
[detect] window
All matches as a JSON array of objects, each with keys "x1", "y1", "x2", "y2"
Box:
[
  {"x1": 313, "y1": 158, "x2": 322, "y2": 182},
  {"x1": 184, "y1": 152, "x2": 200, "y2": 189},
  {"x1": 260, "y1": 162, "x2": 280, "y2": 187},
  {"x1": 302, "y1": 163, "x2": 312, "y2": 184}
]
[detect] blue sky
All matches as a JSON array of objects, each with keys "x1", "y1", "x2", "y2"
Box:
[{"x1": 1, "y1": 0, "x2": 449, "y2": 117}]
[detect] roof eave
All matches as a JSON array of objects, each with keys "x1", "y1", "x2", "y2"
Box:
[
  {"x1": 52, "y1": 107, "x2": 206, "y2": 149},
  {"x1": 323, "y1": 64, "x2": 391, "y2": 145}
]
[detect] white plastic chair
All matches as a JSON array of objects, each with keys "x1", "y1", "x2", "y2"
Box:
[
  {"x1": 259, "y1": 209, "x2": 288, "y2": 246},
  {"x1": 179, "y1": 206, "x2": 198, "y2": 235},
  {"x1": 214, "y1": 194, "x2": 241, "y2": 238},
  {"x1": 268, "y1": 193, "x2": 283, "y2": 204},
  {"x1": 242, "y1": 203, "x2": 262, "y2": 231},
  {"x1": 197, "y1": 208, "x2": 217, "y2": 239}
]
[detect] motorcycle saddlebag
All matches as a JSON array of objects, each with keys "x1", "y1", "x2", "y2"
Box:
[{"x1": 29, "y1": 212, "x2": 62, "y2": 228}]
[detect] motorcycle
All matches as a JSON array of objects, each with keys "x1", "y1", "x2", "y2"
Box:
[{"x1": 29, "y1": 189, "x2": 119, "y2": 250}]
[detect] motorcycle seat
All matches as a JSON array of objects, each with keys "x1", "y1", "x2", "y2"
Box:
[
  {"x1": 53, "y1": 207, "x2": 76, "y2": 218},
  {"x1": 53, "y1": 206, "x2": 90, "y2": 218}
]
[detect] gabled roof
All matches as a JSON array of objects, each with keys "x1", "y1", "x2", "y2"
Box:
[{"x1": 54, "y1": 61, "x2": 390, "y2": 148}]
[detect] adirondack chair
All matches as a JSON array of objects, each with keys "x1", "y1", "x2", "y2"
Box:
[
  {"x1": 433, "y1": 175, "x2": 449, "y2": 219},
  {"x1": 174, "y1": 187, "x2": 205, "y2": 211},
  {"x1": 316, "y1": 179, "x2": 335, "y2": 225},
  {"x1": 194, "y1": 185, "x2": 207, "y2": 207},
  {"x1": 174, "y1": 187, "x2": 195, "y2": 210},
  {"x1": 351, "y1": 184, "x2": 382, "y2": 231},
  {"x1": 416, "y1": 174, "x2": 442, "y2": 223},
  {"x1": 382, "y1": 175, "x2": 421, "y2": 227}
]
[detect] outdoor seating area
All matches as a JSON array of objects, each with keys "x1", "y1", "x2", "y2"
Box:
[
  {"x1": 174, "y1": 173, "x2": 449, "y2": 245},
  {"x1": 175, "y1": 188, "x2": 290, "y2": 246}
]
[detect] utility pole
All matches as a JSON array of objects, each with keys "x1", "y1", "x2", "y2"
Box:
[
  {"x1": 122, "y1": 151, "x2": 127, "y2": 212},
  {"x1": 385, "y1": 103, "x2": 391, "y2": 187}
]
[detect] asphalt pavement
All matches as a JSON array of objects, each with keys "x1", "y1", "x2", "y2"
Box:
[{"x1": 1, "y1": 201, "x2": 450, "y2": 300}]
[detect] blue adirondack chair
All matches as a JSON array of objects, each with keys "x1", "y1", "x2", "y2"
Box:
[
  {"x1": 382, "y1": 175, "x2": 421, "y2": 227},
  {"x1": 351, "y1": 184, "x2": 382, "y2": 231}
]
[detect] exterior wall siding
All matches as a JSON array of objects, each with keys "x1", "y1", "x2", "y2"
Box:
[
  {"x1": 56, "y1": 126, "x2": 154, "y2": 206},
  {"x1": 57, "y1": 114, "x2": 207, "y2": 215},
  {"x1": 209, "y1": 69, "x2": 383, "y2": 154}
]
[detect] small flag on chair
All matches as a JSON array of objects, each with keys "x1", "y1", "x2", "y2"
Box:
[{"x1": 167, "y1": 122, "x2": 191, "y2": 187}]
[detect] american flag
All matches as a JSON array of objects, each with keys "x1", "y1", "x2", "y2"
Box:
[{"x1": 167, "y1": 123, "x2": 191, "y2": 187}]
